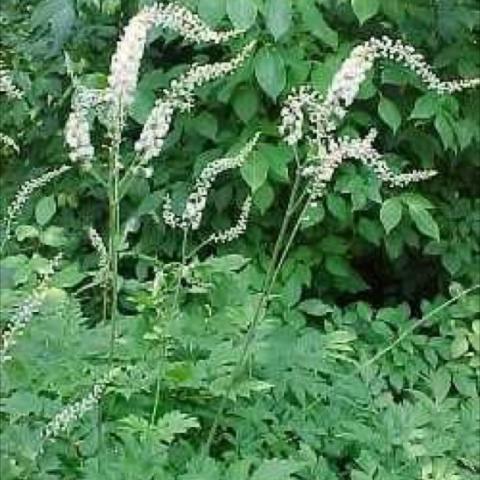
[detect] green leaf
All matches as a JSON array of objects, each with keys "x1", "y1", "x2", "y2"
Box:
[
  {"x1": 298, "y1": 299, "x2": 333, "y2": 316},
  {"x1": 451, "y1": 336, "x2": 469, "y2": 359},
  {"x1": 193, "y1": 112, "x2": 218, "y2": 140},
  {"x1": 155, "y1": 411, "x2": 200, "y2": 444},
  {"x1": 198, "y1": 0, "x2": 225, "y2": 26},
  {"x1": 434, "y1": 113, "x2": 456, "y2": 151},
  {"x1": 351, "y1": 0, "x2": 380, "y2": 24},
  {"x1": 253, "y1": 183, "x2": 275, "y2": 213},
  {"x1": 35, "y1": 195, "x2": 57, "y2": 226},
  {"x1": 265, "y1": 0, "x2": 292, "y2": 40},
  {"x1": 297, "y1": 0, "x2": 338, "y2": 49},
  {"x1": 326, "y1": 194, "x2": 349, "y2": 222},
  {"x1": 251, "y1": 459, "x2": 301, "y2": 480},
  {"x1": 380, "y1": 198, "x2": 402, "y2": 234},
  {"x1": 15, "y1": 225, "x2": 39, "y2": 242},
  {"x1": 378, "y1": 96, "x2": 402, "y2": 133},
  {"x1": 410, "y1": 93, "x2": 440, "y2": 119},
  {"x1": 232, "y1": 86, "x2": 259, "y2": 123},
  {"x1": 226, "y1": 0, "x2": 257, "y2": 30},
  {"x1": 254, "y1": 47, "x2": 286, "y2": 101},
  {"x1": 241, "y1": 152, "x2": 269, "y2": 192},
  {"x1": 40, "y1": 226, "x2": 67, "y2": 247},
  {"x1": 130, "y1": 88, "x2": 155, "y2": 124},
  {"x1": 430, "y1": 368, "x2": 451, "y2": 403},
  {"x1": 408, "y1": 204, "x2": 440, "y2": 241}
]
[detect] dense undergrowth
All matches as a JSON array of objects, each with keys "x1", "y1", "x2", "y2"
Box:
[{"x1": 1, "y1": 1, "x2": 479, "y2": 479}]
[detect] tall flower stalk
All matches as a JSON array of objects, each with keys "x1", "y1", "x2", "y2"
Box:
[
  {"x1": 62, "y1": 2, "x2": 255, "y2": 459},
  {"x1": 202, "y1": 36, "x2": 480, "y2": 455}
]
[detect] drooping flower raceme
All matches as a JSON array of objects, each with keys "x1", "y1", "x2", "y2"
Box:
[
  {"x1": 66, "y1": 3, "x2": 250, "y2": 166},
  {"x1": 1, "y1": 166, "x2": 71, "y2": 250},
  {"x1": 279, "y1": 36, "x2": 479, "y2": 199},
  {"x1": 163, "y1": 133, "x2": 260, "y2": 231},
  {"x1": 135, "y1": 42, "x2": 255, "y2": 163},
  {"x1": 42, "y1": 367, "x2": 124, "y2": 440},
  {"x1": 208, "y1": 196, "x2": 253, "y2": 244},
  {"x1": 107, "y1": 2, "x2": 242, "y2": 114}
]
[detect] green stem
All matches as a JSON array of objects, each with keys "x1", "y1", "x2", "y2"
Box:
[
  {"x1": 304, "y1": 284, "x2": 480, "y2": 413},
  {"x1": 203, "y1": 164, "x2": 304, "y2": 456},
  {"x1": 150, "y1": 230, "x2": 188, "y2": 425}
]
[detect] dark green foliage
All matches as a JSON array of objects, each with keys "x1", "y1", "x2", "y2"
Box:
[{"x1": 1, "y1": 0, "x2": 479, "y2": 478}]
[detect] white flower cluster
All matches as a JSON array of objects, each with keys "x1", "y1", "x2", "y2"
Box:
[
  {"x1": 65, "y1": 110, "x2": 94, "y2": 164},
  {"x1": 88, "y1": 227, "x2": 109, "y2": 284},
  {"x1": 0, "y1": 132, "x2": 19, "y2": 153},
  {"x1": 0, "y1": 62, "x2": 23, "y2": 100},
  {"x1": 43, "y1": 367, "x2": 122, "y2": 440},
  {"x1": 0, "y1": 294, "x2": 43, "y2": 364},
  {"x1": 280, "y1": 36, "x2": 480, "y2": 147},
  {"x1": 279, "y1": 86, "x2": 322, "y2": 146},
  {"x1": 2, "y1": 166, "x2": 71, "y2": 248},
  {"x1": 135, "y1": 42, "x2": 255, "y2": 162},
  {"x1": 65, "y1": 89, "x2": 105, "y2": 165},
  {"x1": 303, "y1": 130, "x2": 437, "y2": 200},
  {"x1": 208, "y1": 196, "x2": 252, "y2": 244},
  {"x1": 368, "y1": 36, "x2": 480, "y2": 94},
  {"x1": 108, "y1": 2, "x2": 242, "y2": 111},
  {"x1": 163, "y1": 134, "x2": 259, "y2": 231}
]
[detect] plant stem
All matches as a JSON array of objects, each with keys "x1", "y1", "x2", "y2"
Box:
[
  {"x1": 203, "y1": 162, "x2": 304, "y2": 456},
  {"x1": 150, "y1": 229, "x2": 188, "y2": 425}
]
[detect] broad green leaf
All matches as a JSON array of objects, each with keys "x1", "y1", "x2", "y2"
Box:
[
  {"x1": 251, "y1": 459, "x2": 301, "y2": 480},
  {"x1": 130, "y1": 88, "x2": 155, "y2": 124},
  {"x1": 16, "y1": 225, "x2": 39, "y2": 242},
  {"x1": 434, "y1": 113, "x2": 456, "y2": 151},
  {"x1": 265, "y1": 0, "x2": 292, "y2": 40},
  {"x1": 408, "y1": 204, "x2": 440, "y2": 241},
  {"x1": 410, "y1": 93, "x2": 440, "y2": 119},
  {"x1": 155, "y1": 411, "x2": 199, "y2": 444},
  {"x1": 35, "y1": 195, "x2": 57, "y2": 226},
  {"x1": 326, "y1": 194, "x2": 349, "y2": 222},
  {"x1": 226, "y1": 0, "x2": 257, "y2": 29},
  {"x1": 253, "y1": 183, "x2": 275, "y2": 213},
  {"x1": 40, "y1": 226, "x2": 67, "y2": 247},
  {"x1": 298, "y1": 298, "x2": 333, "y2": 316},
  {"x1": 430, "y1": 368, "x2": 451, "y2": 403},
  {"x1": 193, "y1": 112, "x2": 218, "y2": 140},
  {"x1": 297, "y1": 0, "x2": 338, "y2": 49},
  {"x1": 451, "y1": 336, "x2": 469, "y2": 359},
  {"x1": 325, "y1": 255, "x2": 351, "y2": 277},
  {"x1": 380, "y1": 198, "x2": 402, "y2": 234},
  {"x1": 241, "y1": 152, "x2": 269, "y2": 191},
  {"x1": 378, "y1": 96, "x2": 402, "y2": 133},
  {"x1": 351, "y1": 0, "x2": 380, "y2": 24},
  {"x1": 198, "y1": 0, "x2": 225, "y2": 26},
  {"x1": 254, "y1": 47, "x2": 286, "y2": 101},
  {"x1": 232, "y1": 86, "x2": 259, "y2": 123}
]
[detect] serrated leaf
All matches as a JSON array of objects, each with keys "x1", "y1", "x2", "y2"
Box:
[
  {"x1": 378, "y1": 96, "x2": 402, "y2": 133},
  {"x1": 35, "y1": 195, "x2": 57, "y2": 226},
  {"x1": 254, "y1": 47, "x2": 286, "y2": 101},
  {"x1": 265, "y1": 0, "x2": 292, "y2": 40},
  {"x1": 226, "y1": 0, "x2": 257, "y2": 30},
  {"x1": 155, "y1": 411, "x2": 199, "y2": 444},
  {"x1": 251, "y1": 459, "x2": 301, "y2": 480},
  {"x1": 408, "y1": 204, "x2": 440, "y2": 241},
  {"x1": 380, "y1": 198, "x2": 402, "y2": 234},
  {"x1": 351, "y1": 0, "x2": 380, "y2": 24}
]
